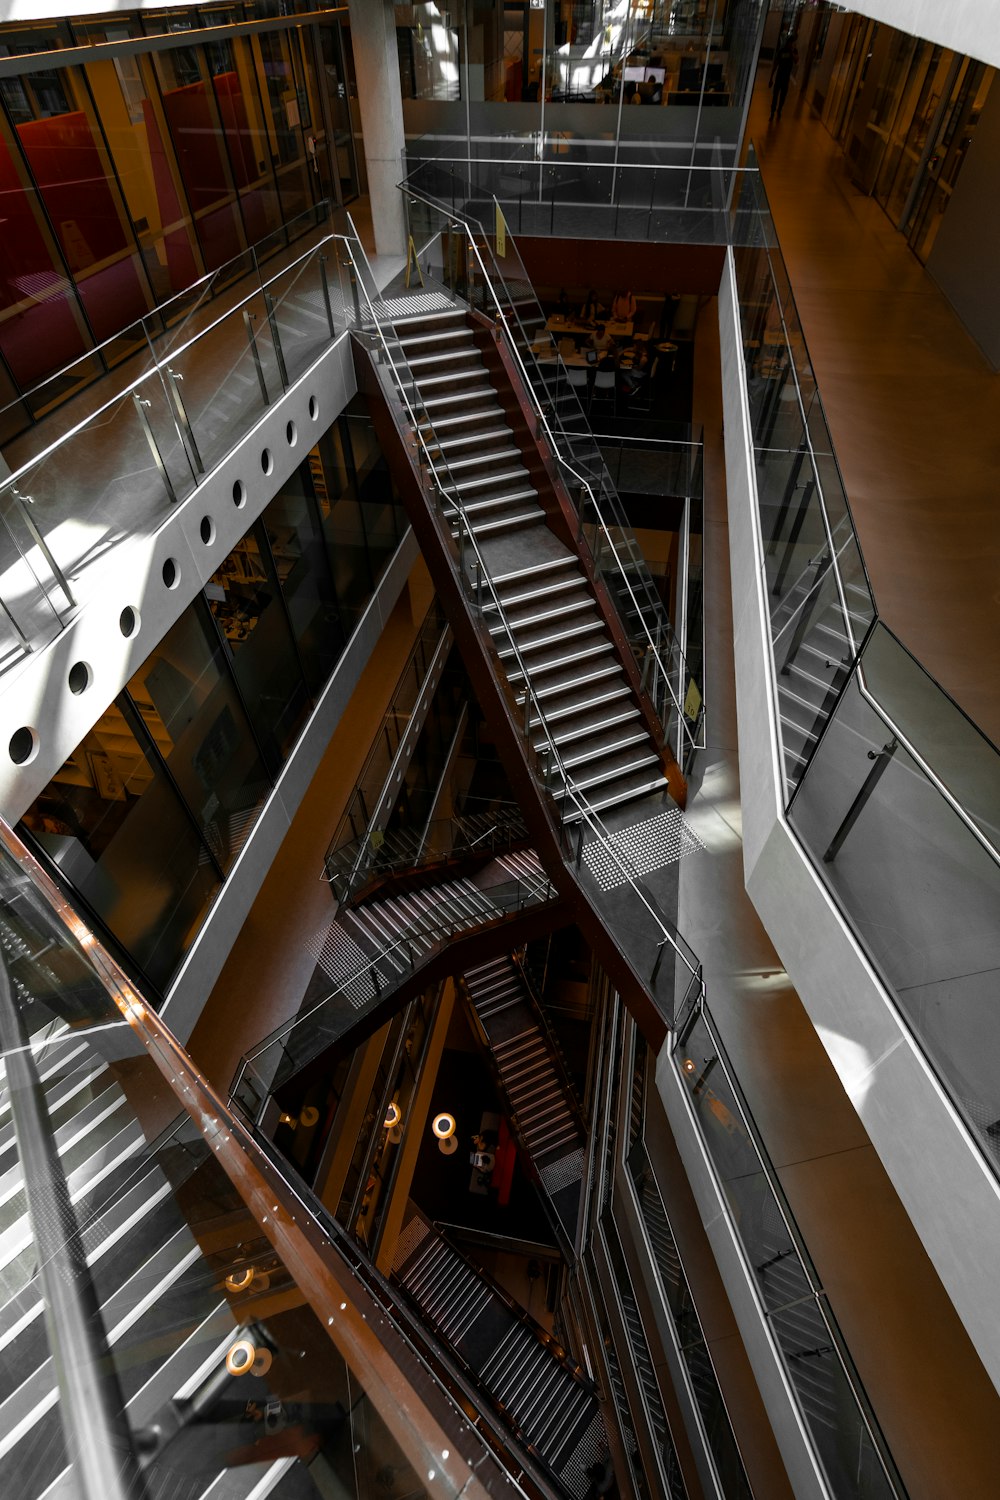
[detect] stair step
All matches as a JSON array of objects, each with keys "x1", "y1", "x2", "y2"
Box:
[
  {"x1": 444, "y1": 468, "x2": 530, "y2": 496},
  {"x1": 492, "y1": 554, "x2": 576, "y2": 587},
  {"x1": 508, "y1": 636, "x2": 611, "y2": 683},
  {"x1": 534, "y1": 706, "x2": 636, "y2": 750},
  {"x1": 453, "y1": 508, "x2": 546, "y2": 538},
  {"x1": 563, "y1": 775, "x2": 665, "y2": 822},
  {"x1": 493, "y1": 593, "x2": 594, "y2": 635},
  {"x1": 519, "y1": 660, "x2": 622, "y2": 703},
  {"x1": 560, "y1": 727, "x2": 650, "y2": 772},
  {"x1": 529, "y1": 683, "x2": 632, "y2": 727},
  {"x1": 447, "y1": 488, "x2": 541, "y2": 520}
]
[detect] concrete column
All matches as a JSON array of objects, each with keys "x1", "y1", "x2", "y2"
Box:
[{"x1": 346, "y1": 0, "x2": 407, "y2": 258}]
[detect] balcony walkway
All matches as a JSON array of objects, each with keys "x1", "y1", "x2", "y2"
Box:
[
  {"x1": 747, "y1": 78, "x2": 1000, "y2": 746},
  {"x1": 0, "y1": 202, "x2": 404, "y2": 681}
]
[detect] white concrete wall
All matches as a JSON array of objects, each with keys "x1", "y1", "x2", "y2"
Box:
[
  {"x1": 834, "y1": 1, "x2": 1000, "y2": 70},
  {"x1": 717, "y1": 250, "x2": 1000, "y2": 1398},
  {"x1": 0, "y1": 335, "x2": 358, "y2": 822}
]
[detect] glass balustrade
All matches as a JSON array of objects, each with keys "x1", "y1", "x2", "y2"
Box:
[
  {"x1": 731, "y1": 150, "x2": 1000, "y2": 1190},
  {"x1": 0, "y1": 815, "x2": 549, "y2": 1500}
]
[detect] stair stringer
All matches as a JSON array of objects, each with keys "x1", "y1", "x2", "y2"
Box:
[{"x1": 355, "y1": 338, "x2": 672, "y2": 1053}]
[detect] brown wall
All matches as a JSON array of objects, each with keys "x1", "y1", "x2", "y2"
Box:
[{"x1": 515, "y1": 236, "x2": 725, "y2": 298}]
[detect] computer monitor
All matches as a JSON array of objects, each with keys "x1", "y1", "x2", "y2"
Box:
[
  {"x1": 623, "y1": 66, "x2": 646, "y2": 84},
  {"x1": 585, "y1": 348, "x2": 598, "y2": 365},
  {"x1": 644, "y1": 67, "x2": 665, "y2": 84}
]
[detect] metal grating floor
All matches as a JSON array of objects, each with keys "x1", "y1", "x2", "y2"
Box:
[{"x1": 583, "y1": 807, "x2": 704, "y2": 892}]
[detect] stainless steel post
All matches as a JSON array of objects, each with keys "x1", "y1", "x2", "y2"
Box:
[
  {"x1": 243, "y1": 309, "x2": 269, "y2": 406},
  {"x1": 132, "y1": 392, "x2": 177, "y2": 503}
]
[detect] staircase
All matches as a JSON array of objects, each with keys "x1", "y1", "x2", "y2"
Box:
[
  {"x1": 601, "y1": 1218, "x2": 688, "y2": 1500},
  {"x1": 770, "y1": 569, "x2": 871, "y2": 792},
  {"x1": 392, "y1": 308, "x2": 669, "y2": 823},
  {"x1": 393, "y1": 1212, "x2": 605, "y2": 1498},
  {"x1": 462, "y1": 955, "x2": 585, "y2": 1251},
  {"x1": 227, "y1": 847, "x2": 561, "y2": 1116}
]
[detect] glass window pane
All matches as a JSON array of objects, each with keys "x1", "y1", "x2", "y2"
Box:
[
  {"x1": 207, "y1": 34, "x2": 285, "y2": 247},
  {"x1": 18, "y1": 703, "x2": 220, "y2": 989},
  {"x1": 262, "y1": 463, "x2": 346, "y2": 692},
  {"x1": 13, "y1": 63, "x2": 155, "y2": 351},
  {"x1": 205, "y1": 529, "x2": 311, "y2": 772},
  {"x1": 126, "y1": 603, "x2": 271, "y2": 871},
  {"x1": 151, "y1": 44, "x2": 247, "y2": 269}
]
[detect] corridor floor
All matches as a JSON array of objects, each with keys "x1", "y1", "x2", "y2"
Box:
[{"x1": 747, "y1": 77, "x2": 1000, "y2": 746}]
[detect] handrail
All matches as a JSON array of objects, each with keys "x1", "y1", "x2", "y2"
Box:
[
  {"x1": 400, "y1": 180, "x2": 697, "y2": 757},
  {"x1": 0, "y1": 817, "x2": 556, "y2": 1500},
  {"x1": 0, "y1": 225, "x2": 343, "y2": 499},
  {"x1": 854, "y1": 660, "x2": 1000, "y2": 872},
  {"x1": 231, "y1": 866, "x2": 555, "y2": 1109},
  {"x1": 0, "y1": 200, "x2": 330, "y2": 433},
  {"x1": 674, "y1": 993, "x2": 908, "y2": 1499},
  {"x1": 341, "y1": 223, "x2": 701, "y2": 1001}
]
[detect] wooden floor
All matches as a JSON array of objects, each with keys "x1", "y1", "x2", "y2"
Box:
[{"x1": 749, "y1": 78, "x2": 1000, "y2": 746}]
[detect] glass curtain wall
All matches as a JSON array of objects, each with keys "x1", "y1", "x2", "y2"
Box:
[
  {"x1": 17, "y1": 418, "x2": 407, "y2": 994},
  {"x1": 814, "y1": 11, "x2": 994, "y2": 266},
  {"x1": 391, "y1": 0, "x2": 765, "y2": 169},
  {"x1": 0, "y1": 6, "x2": 357, "y2": 435}
]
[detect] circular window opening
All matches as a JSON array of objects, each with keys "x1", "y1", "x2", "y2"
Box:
[
  {"x1": 232, "y1": 479, "x2": 247, "y2": 508},
  {"x1": 68, "y1": 661, "x2": 92, "y2": 695},
  {"x1": 261, "y1": 447, "x2": 273, "y2": 475},
  {"x1": 120, "y1": 606, "x2": 139, "y2": 638},
  {"x1": 162, "y1": 557, "x2": 180, "y2": 589},
  {"x1": 9, "y1": 727, "x2": 37, "y2": 766},
  {"x1": 200, "y1": 516, "x2": 215, "y2": 546},
  {"x1": 286, "y1": 419, "x2": 297, "y2": 448},
  {"x1": 308, "y1": 395, "x2": 319, "y2": 422}
]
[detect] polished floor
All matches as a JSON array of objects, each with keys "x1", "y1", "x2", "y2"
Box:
[{"x1": 748, "y1": 78, "x2": 1000, "y2": 747}]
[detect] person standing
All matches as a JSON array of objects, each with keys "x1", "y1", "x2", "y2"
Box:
[{"x1": 769, "y1": 32, "x2": 798, "y2": 122}]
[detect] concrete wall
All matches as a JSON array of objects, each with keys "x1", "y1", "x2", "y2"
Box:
[
  {"x1": 839, "y1": 1, "x2": 1000, "y2": 70},
  {"x1": 927, "y1": 80, "x2": 1000, "y2": 370},
  {"x1": 717, "y1": 250, "x2": 1000, "y2": 1397}
]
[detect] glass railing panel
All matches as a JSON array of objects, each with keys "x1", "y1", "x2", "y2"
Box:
[
  {"x1": 236, "y1": 869, "x2": 556, "y2": 1112},
  {"x1": 4, "y1": 377, "x2": 191, "y2": 587},
  {"x1": 787, "y1": 653, "x2": 1000, "y2": 1171},
  {"x1": 673, "y1": 1008, "x2": 904, "y2": 1499},
  {"x1": 263, "y1": 243, "x2": 342, "y2": 387},
  {"x1": 162, "y1": 288, "x2": 284, "y2": 478}
]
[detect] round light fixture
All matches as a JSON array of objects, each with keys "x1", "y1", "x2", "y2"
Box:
[
  {"x1": 432, "y1": 1112, "x2": 456, "y2": 1140},
  {"x1": 224, "y1": 1266, "x2": 254, "y2": 1293},
  {"x1": 226, "y1": 1338, "x2": 256, "y2": 1376},
  {"x1": 384, "y1": 1101, "x2": 402, "y2": 1130}
]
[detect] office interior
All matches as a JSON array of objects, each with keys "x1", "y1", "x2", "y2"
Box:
[{"x1": 1, "y1": 2, "x2": 999, "y2": 1499}]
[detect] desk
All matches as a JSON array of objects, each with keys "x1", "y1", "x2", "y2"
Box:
[{"x1": 545, "y1": 315, "x2": 634, "y2": 338}]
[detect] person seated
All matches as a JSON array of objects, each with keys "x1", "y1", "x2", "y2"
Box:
[
  {"x1": 611, "y1": 289, "x2": 637, "y2": 322},
  {"x1": 589, "y1": 323, "x2": 616, "y2": 356},
  {"x1": 579, "y1": 288, "x2": 602, "y2": 322}
]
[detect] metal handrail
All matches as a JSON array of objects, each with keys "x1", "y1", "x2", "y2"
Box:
[
  {"x1": 401, "y1": 182, "x2": 696, "y2": 755},
  {"x1": 0, "y1": 225, "x2": 342, "y2": 499},
  {"x1": 231, "y1": 867, "x2": 555, "y2": 1109},
  {"x1": 341, "y1": 226, "x2": 701, "y2": 993},
  {"x1": 0, "y1": 201, "x2": 330, "y2": 432},
  {"x1": 675, "y1": 993, "x2": 908, "y2": 1499}
]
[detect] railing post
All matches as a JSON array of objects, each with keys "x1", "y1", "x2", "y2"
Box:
[
  {"x1": 779, "y1": 552, "x2": 830, "y2": 677},
  {"x1": 823, "y1": 737, "x2": 899, "y2": 863},
  {"x1": 242, "y1": 309, "x2": 270, "y2": 406},
  {"x1": 166, "y1": 367, "x2": 205, "y2": 476},
  {"x1": 132, "y1": 391, "x2": 176, "y2": 503},
  {"x1": 10, "y1": 488, "x2": 77, "y2": 612},
  {"x1": 319, "y1": 253, "x2": 336, "y2": 338},
  {"x1": 263, "y1": 290, "x2": 290, "y2": 390}
]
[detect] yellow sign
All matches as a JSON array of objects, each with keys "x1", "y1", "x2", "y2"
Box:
[
  {"x1": 405, "y1": 234, "x2": 424, "y2": 288},
  {"x1": 495, "y1": 201, "x2": 507, "y2": 259},
  {"x1": 684, "y1": 678, "x2": 702, "y2": 720}
]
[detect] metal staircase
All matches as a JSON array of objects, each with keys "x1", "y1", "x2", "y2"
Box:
[
  {"x1": 462, "y1": 954, "x2": 585, "y2": 1252},
  {"x1": 393, "y1": 309, "x2": 669, "y2": 821},
  {"x1": 770, "y1": 569, "x2": 871, "y2": 792},
  {"x1": 393, "y1": 1211, "x2": 605, "y2": 1499},
  {"x1": 232, "y1": 847, "x2": 561, "y2": 1120}
]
